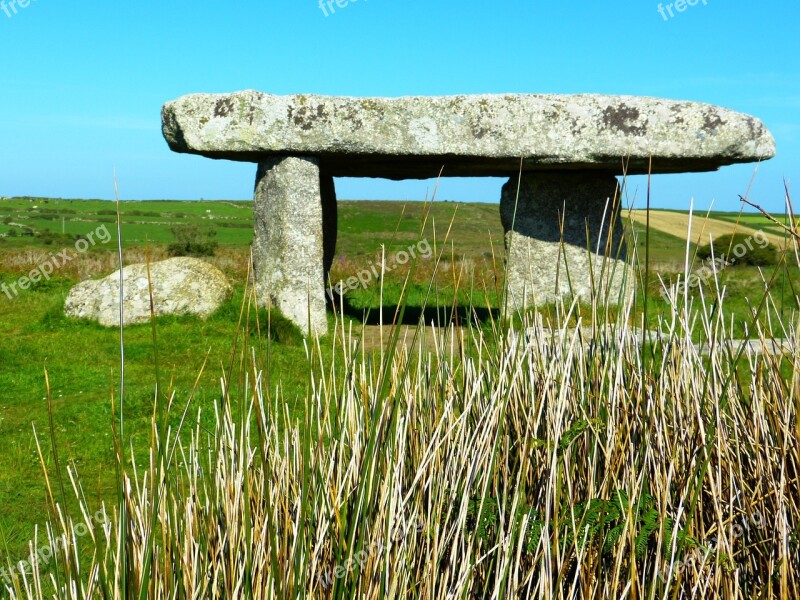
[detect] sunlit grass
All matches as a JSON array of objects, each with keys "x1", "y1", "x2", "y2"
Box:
[{"x1": 0, "y1": 191, "x2": 798, "y2": 598}]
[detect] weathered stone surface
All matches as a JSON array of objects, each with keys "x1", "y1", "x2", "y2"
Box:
[
  {"x1": 523, "y1": 322, "x2": 673, "y2": 353},
  {"x1": 500, "y1": 172, "x2": 629, "y2": 308},
  {"x1": 64, "y1": 257, "x2": 231, "y2": 327},
  {"x1": 253, "y1": 156, "x2": 328, "y2": 336},
  {"x1": 162, "y1": 91, "x2": 775, "y2": 178}
]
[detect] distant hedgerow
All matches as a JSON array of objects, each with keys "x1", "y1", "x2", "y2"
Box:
[
  {"x1": 167, "y1": 223, "x2": 218, "y2": 257},
  {"x1": 696, "y1": 233, "x2": 780, "y2": 266}
]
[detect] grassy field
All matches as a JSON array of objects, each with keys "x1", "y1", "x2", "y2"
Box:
[
  {"x1": 0, "y1": 196, "x2": 798, "y2": 597},
  {"x1": 627, "y1": 208, "x2": 790, "y2": 249},
  {"x1": 0, "y1": 198, "x2": 509, "y2": 559}
]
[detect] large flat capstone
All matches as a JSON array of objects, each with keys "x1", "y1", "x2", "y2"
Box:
[{"x1": 162, "y1": 91, "x2": 775, "y2": 178}]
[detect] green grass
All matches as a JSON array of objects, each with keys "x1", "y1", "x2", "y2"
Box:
[
  {"x1": 700, "y1": 209, "x2": 794, "y2": 238},
  {"x1": 0, "y1": 198, "x2": 253, "y2": 247},
  {"x1": 625, "y1": 218, "x2": 695, "y2": 265},
  {"x1": 0, "y1": 197, "x2": 798, "y2": 583},
  {"x1": 0, "y1": 276, "x2": 318, "y2": 559},
  {"x1": 0, "y1": 197, "x2": 506, "y2": 254},
  {"x1": 2, "y1": 234, "x2": 796, "y2": 597},
  {"x1": 3, "y1": 195, "x2": 792, "y2": 261},
  {"x1": 0, "y1": 198, "x2": 503, "y2": 560}
]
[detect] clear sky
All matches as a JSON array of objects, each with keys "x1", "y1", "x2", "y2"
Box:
[{"x1": 0, "y1": 0, "x2": 797, "y2": 213}]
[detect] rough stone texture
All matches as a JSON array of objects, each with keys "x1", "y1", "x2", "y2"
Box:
[
  {"x1": 64, "y1": 257, "x2": 231, "y2": 327},
  {"x1": 253, "y1": 156, "x2": 328, "y2": 336},
  {"x1": 524, "y1": 324, "x2": 671, "y2": 354},
  {"x1": 162, "y1": 91, "x2": 775, "y2": 178},
  {"x1": 500, "y1": 172, "x2": 629, "y2": 308}
]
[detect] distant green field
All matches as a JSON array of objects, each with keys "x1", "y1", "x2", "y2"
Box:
[
  {"x1": 7, "y1": 196, "x2": 791, "y2": 260},
  {"x1": 1, "y1": 196, "x2": 799, "y2": 563},
  {"x1": 704, "y1": 210, "x2": 792, "y2": 236},
  {"x1": 0, "y1": 197, "x2": 254, "y2": 246},
  {"x1": 0, "y1": 197, "x2": 506, "y2": 256},
  {"x1": 634, "y1": 207, "x2": 792, "y2": 231}
]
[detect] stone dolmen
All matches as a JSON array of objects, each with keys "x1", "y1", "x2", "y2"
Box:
[{"x1": 161, "y1": 91, "x2": 775, "y2": 335}]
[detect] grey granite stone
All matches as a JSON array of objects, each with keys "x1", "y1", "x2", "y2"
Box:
[
  {"x1": 64, "y1": 257, "x2": 231, "y2": 327},
  {"x1": 162, "y1": 91, "x2": 775, "y2": 178},
  {"x1": 253, "y1": 156, "x2": 328, "y2": 336},
  {"x1": 500, "y1": 172, "x2": 629, "y2": 308}
]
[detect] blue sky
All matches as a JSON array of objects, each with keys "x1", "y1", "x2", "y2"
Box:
[{"x1": 0, "y1": 0, "x2": 797, "y2": 212}]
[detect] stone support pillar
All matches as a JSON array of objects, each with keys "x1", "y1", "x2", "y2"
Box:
[
  {"x1": 500, "y1": 172, "x2": 628, "y2": 309},
  {"x1": 253, "y1": 156, "x2": 329, "y2": 336}
]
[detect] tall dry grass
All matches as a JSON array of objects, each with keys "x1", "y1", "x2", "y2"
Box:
[{"x1": 2, "y1": 276, "x2": 798, "y2": 598}]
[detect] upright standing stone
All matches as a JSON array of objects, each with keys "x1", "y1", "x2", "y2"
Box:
[
  {"x1": 253, "y1": 156, "x2": 328, "y2": 335},
  {"x1": 500, "y1": 172, "x2": 628, "y2": 309}
]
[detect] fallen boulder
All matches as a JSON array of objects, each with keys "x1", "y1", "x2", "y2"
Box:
[{"x1": 64, "y1": 257, "x2": 231, "y2": 327}]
